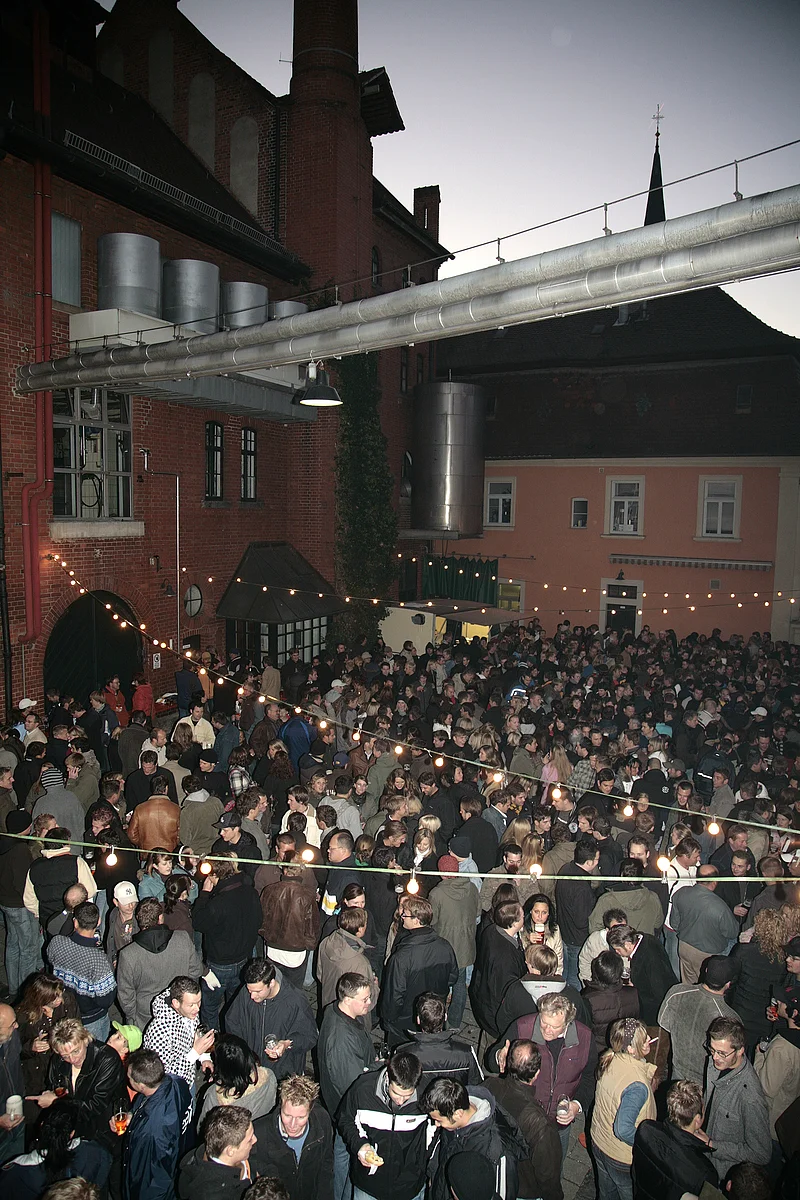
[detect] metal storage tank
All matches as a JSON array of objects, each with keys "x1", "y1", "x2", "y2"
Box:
[
  {"x1": 220, "y1": 281, "x2": 269, "y2": 329},
  {"x1": 162, "y1": 259, "x2": 220, "y2": 334},
  {"x1": 411, "y1": 380, "x2": 487, "y2": 537},
  {"x1": 97, "y1": 233, "x2": 161, "y2": 317},
  {"x1": 268, "y1": 300, "x2": 308, "y2": 320}
]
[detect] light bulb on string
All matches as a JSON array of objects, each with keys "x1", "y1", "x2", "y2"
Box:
[
  {"x1": 352, "y1": 730, "x2": 361, "y2": 742},
  {"x1": 550, "y1": 786, "x2": 562, "y2": 801},
  {"x1": 623, "y1": 803, "x2": 634, "y2": 818},
  {"x1": 492, "y1": 771, "x2": 504, "y2": 784},
  {"x1": 294, "y1": 706, "x2": 302, "y2": 714},
  {"x1": 707, "y1": 820, "x2": 720, "y2": 837},
  {"x1": 105, "y1": 850, "x2": 117, "y2": 867},
  {"x1": 394, "y1": 745, "x2": 403, "y2": 756},
  {"x1": 258, "y1": 695, "x2": 266, "y2": 703},
  {"x1": 406, "y1": 870, "x2": 420, "y2": 895},
  {"x1": 237, "y1": 687, "x2": 245, "y2": 696},
  {"x1": 199, "y1": 860, "x2": 212, "y2": 875},
  {"x1": 656, "y1": 855, "x2": 671, "y2": 878},
  {"x1": 529, "y1": 862, "x2": 542, "y2": 878},
  {"x1": 434, "y1": 756, "x2": 444, "y2": 768},
  {"x1": 319, "y1": 720, "x2": 328, "y2": 730},
  {"x1": 301, "y1": 848, "x2": 315, "y2": 863},
  {"x1": 199, "y1": 668, "x2": 207, "y2": 676},
  {"x1": 217, "y1": 677, "x2": 225, "y2": 686}
]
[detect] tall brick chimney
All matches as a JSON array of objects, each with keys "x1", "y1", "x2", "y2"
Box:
[
  {"x1": 413, "y1": 186, "x2": 441, "y2": 243},
  {"x1": 285, "y1": 0, "x2": 373, "y2": 298}
]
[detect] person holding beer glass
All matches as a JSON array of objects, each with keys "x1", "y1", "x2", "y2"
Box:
[{"x1": 26, "y1": 1018, "x2": 125, "y2": 1151}]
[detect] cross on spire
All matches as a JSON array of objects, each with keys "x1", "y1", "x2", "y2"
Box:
[{"x1": 652, "y1": 103, "x2": 664, "y2": 141}]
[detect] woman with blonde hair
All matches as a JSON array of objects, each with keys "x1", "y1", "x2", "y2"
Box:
[
  {"x1": 590, "y1": 1017, "x2": 656, "y2": 1200},
  {"x1": 500, "y1": 815, "x2": 532, "y2": 853},
  {"x1": 29, "y1": 1019, "x2": 125, "y2": 1152},
  {"x1": 729, "y1": 906, "x2": 791, "y2": 1054}
]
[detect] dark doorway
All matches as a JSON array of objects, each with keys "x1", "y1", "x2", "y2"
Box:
[
  {"x1": 44, "y1": 590, "x2": 143, "y2": 705},
  {"x1": 606, "y1": 603, "x2": 637, "y2": 635}
]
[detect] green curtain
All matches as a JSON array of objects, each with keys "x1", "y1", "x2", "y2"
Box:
[{"x1": 422, "y1": 556, "x2": 498, "y2": 604}]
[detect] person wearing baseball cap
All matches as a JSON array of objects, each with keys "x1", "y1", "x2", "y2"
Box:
[
  {"x1": 108, "y1": 1021, "x2": 143, "y2": 1059},
  {"x1": 108, "y1": 880, "x2": 140, "y2": 958},
  {"x1": 209, "y1": 809, "x2": 262, "y2": 879}
]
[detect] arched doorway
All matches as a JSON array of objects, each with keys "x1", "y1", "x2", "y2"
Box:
[{"x1": 44, "y1": 590, "x2": 143, "y2": 705}]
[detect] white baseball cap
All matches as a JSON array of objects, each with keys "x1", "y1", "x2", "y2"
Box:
[{"x1": 18, "y1": 698, "x2": 38, "y2": 711}]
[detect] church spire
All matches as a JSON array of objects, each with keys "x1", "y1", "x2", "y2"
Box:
[{"x1": 644, "y1": 106, "x2": 666, "y2": 226}]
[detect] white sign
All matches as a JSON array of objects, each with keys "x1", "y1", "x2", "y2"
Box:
[{"x1": 152, "y1": 653, "x2": 162, "y2": 670}]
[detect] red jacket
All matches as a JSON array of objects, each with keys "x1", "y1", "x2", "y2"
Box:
[
  {"x1": 103, "y1": 685, "x2": 129, "y2": 727},
  {"x1": 130, "y1": 683, "x2": 155, "y2": 720}
]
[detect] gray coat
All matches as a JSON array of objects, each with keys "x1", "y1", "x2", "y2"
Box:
[
  {"x1": 670, "y1": 884, "x2": 739, "y2": 955},
  {"x1": 704, "y1": 1054, "x2": 771, "y2": 1179},
  {"x1": 116, "y1": 927, "x2": 204, "y2": 1031},
  {"x1": 429, "y1": 874, "x2": 481, "y2": 968}
]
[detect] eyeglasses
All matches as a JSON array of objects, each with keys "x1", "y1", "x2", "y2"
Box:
[{"x1": 704, "y1": 1041, "x2": 738, "y2": 1061}]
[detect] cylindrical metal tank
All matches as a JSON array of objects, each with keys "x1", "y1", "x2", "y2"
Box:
[
  {"x1": 220, "y1": 281, "x2": 269, "y2": 329},
  {"x1": 162, "y1": 259, "x2": 220, "y2": 334},
  {"x1": 411, "y1": 381, "x2": 486, "y2": 537},
  {"x1": 97, "y1": 233, "x2": 161, "y2": 317},
  {"x1": 268, "y1": 300, "x2": 308, "y2": 320}
]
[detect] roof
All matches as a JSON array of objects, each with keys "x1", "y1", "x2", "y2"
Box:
[
  {"x1": 216, "y1": 543, "x2": 343, "y2": 625},
  {"x1": 373, "y1": 179, "x2": 452, "y2": 262},
  {"x1": 359, "y1": 67, "x2": 405, "y2": 137},
  {"x1": 0, "y1": 46, "x2": 307, "y2": 281},
  {"x1": 436, "y1": 288, "x2": 800, "y2": 459}
]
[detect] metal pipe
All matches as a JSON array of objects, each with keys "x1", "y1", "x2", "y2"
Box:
[
  {"x1": 17, "y1": 217, "x2": 800, "y2": 392},
  {"x1": 0, "y1": 418, "x2": 14, "y2": 717},
  {"x1": 16, "y1": 183, "x2": 800, "y2": 392}
]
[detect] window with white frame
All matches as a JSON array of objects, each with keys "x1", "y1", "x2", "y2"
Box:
[
  {"x1": 698, "y1": 476, "x2": 741, "y2": 539},
  {"x1": 571, "y1": 498, "x2": 588, "y2": 528},
  {"x1": 607, "y1": 477, "x2": 644, "y2": 535},
  {"x1": 485, "y1": 479, "x2": 514, "y2": 527},
  {"x1": 52, "y1": 388, "x2": 132, "y2": 519},
  {"x1": 497, "y1": 581, "x2": 522, "y2": 612}
]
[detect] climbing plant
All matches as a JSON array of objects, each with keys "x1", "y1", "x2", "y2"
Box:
[{"x1": 331, "y1": 353, "x2": 397, "y2": 647}]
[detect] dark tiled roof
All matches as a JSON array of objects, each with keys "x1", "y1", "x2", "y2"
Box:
[
  {"x1": 360, "y1": 67, "x2": 405, "y2": 137},
  {"x1": 373, "y1": 179, "x2": 451, "y2": 261},
  {"x1": 217, "y1": 543, "x2": 343, "y2": 624},
  {"x1": 435, "y1": 289, "x2": 800, "y2": 459}
]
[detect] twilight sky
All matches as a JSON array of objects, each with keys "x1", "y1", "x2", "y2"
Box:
[{"x1": 102, "y1": 0, "x2": 800, "y2": 336}]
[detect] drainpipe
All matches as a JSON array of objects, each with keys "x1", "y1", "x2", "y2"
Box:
[
  {"x1": 19, "y1": 5, "x2": 53, "y2": 642},
  {"x1": 0, "y1": 420, "x2": 14, "y2": 718}
]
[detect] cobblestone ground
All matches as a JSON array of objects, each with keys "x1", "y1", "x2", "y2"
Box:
[{"x1": 0, "y1": 926, "x2": 597, "y2": 1197}]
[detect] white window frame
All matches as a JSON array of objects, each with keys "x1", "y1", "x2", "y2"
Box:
[
  {"x1": 571, "y1": 497, "x2": 589, "y2": 529},
  {"x1": 497, "y1": 579, "x2": 524, "y2": 613},
  {"x1": 696, "y1": 475, "x2": 742, "y2": 541},
  {"x1": 605, "y1": 475, "x2": 645, "y2": 537},
  {"x1": 484, "y1": 477, "x2": 515, "y2": 529}
]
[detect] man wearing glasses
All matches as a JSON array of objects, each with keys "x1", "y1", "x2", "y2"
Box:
[{"x1": 702, "y1": 1016, "x2": 771, "y2": 1179}]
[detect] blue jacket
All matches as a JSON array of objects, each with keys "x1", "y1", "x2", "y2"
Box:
[
  {"x1": 213, "y1": 721, "x2": 241, "y2": 773},
  {"x1": 279, "y1": 717, "x2": 315, "y2": 771},
  {"x1": 124, "y1": 1073, "x2": 193, "y2": 1200}
]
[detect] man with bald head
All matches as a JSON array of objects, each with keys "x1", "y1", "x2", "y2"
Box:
[{"x1": 0, "y1": 1003, "x2": 25, "y2": 1163}]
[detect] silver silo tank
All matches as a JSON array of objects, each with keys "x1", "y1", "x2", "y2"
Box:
[
  {"x1": 220, "y1": 281, "x2": 269, "y2": 329},
  {"x1": 268, "y1": 300, "x2": 308, "y2": 320},
  {"x1": 162, "y1": 259, "x2": 220, "y2": 334},
  {"x1": 97, "y1": 233, "x2": 161, "y2": 317},
  {"x1": 411, "y1": 381, "x2": 487, "y2": 537}
]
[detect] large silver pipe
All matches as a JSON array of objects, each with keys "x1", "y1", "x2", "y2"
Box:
[{"x1": 16, "y1": 185, "x2": 800, "y2": 393}]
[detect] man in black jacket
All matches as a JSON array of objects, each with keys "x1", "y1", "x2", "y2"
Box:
[
  {"x1": 251, "y1": 1075, "x2": 333, "y2": 1200},
  {"x1": 456, "y1": 797, "x2": 498, "y2": 875},
  {"x1": 606, "y1": 924, "x2": 678, "y2": 1028},
  {"x1": 397, "y1": 992, "x2": 482, "y2": 1089},
  {"x1": 209, "y1": 811, "x2": 262, "y2": 880},
  {"x1": 225, "y1": 959, "x2": 318, "y2": 1080},
  {"x1": 192, "y1": 853, "x2": 263, "y2": 1028},
  {"x1": 178, "y1": 1104, "x2": 256, "y2": 1200},
  {"x1": 632, "y1": 1078, "x2": 718, "y2": 1200},
  {"x1": 318, "y1": 973, "x2": 376, "y2": 1200},
  {"x1": 468, "y1": 902, "x2": 526, "y2": 1038},
  {"x1": 484, "y1": 1040, "x2": 563, "y2": 1200},
  {"x1": 554, "y1": 837, "x2": 600, "y2": 991},
  {"x1": 379, "y1": 897, "x2": 458, "y2": 1046}
]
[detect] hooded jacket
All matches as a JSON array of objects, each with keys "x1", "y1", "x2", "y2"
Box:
[
  {"x1": 117, "y1": 928, "x2": 204, "y2": 1031},
  {"x1": 428, "y1": 1085, "x2": 529, "y2": 1200},
  {"x1": 124, "y1": 1072, "x2": 192, "y2": 1200},
  {"x1": 251, "y1": 1103, "x2": 334, "y2": 1200},
  {"x1": 494, "y1": 974, "x2": 591, "y2": 1036},
  {"x1": 179, "y1": 789, "x2": 224, "y2": 857},
  {"x1": 396, "y1": 1029, "x2": 482, "y2": 1089},
  {"x1": 192, "y1": 871, "x2": 263, "y2": 964},
  {"x1": 316, "y1": 929, "x2": 376, "y2": 1009},
  {"x1": 380, "y1": 925, "x2": 459, "y2": 1045},
  {"x1": 31, "y1": 785, "x2": 85, "y2": 850},
  {"x1": 589, "y1": 883, "x2": 665, "y2": 936},
  {"x1": 337, "y1": 1066, "x2": 430, "y2": 1200}
]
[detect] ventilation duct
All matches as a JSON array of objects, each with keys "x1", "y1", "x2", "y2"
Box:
[
  {"x1": 162, "y1": 259, "x2": 220, "y2": 334},
  {"x1": 97, "y1": 233, "x2": 161, "y2": 317}
]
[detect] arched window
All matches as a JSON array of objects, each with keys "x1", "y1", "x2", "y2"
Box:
[
  {"x1": 230, "y1": 116, "x2": 259, "y2": 215},
  {"x1": 371, "y1": 246, "x2": 381, "y2": 288},
  {"x1": 188, "y1": 72, "x2": 216, "y2": 169}
]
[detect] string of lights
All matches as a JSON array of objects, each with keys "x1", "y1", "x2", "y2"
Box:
[{"x1": 45, "y1": 557, "x2": 798, "y2": 847}]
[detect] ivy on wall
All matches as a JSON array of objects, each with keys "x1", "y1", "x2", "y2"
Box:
[{"x1": 331, "y1": 353, "x2": 398, "y2": 646}]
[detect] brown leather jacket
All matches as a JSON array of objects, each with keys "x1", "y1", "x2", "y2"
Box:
[
  {"x1": 259, "y1": 876, "x2": 320, "y2": 951},
  {"x1": 127, "y1": 796, "x2": 180, "y2": 851}
]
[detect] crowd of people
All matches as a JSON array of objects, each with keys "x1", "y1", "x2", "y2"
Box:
[{"x1": 0, "y1": 618, "x2": 799, "y2": 1200}]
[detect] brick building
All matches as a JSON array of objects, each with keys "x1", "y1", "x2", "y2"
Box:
[{"x1": 0, "y1": 0, "x2": 447, "y2": 707}]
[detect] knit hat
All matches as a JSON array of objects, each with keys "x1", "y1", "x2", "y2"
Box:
[
  {"x1": 448, "y1": 836, "x2": 471, "y2": 860},
  {"x1": 437, "y1": 854, "x2": 459, "y2": 874},
  {"x1": 40, "y1": 767, "x2": 64, "y2": 792},
  {"x1": 6, "y1": 809, "x2": 32, "y2": 835},
  {"x1": 112, "y1": 1022, "x2": 143, "y2": 1053},
  {"x1": 445, "y1": 1152, "x2": 498, "y2": 1200},
  {"x1": 785, "y1": 936, "x2": 800, "y2": 958}
]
